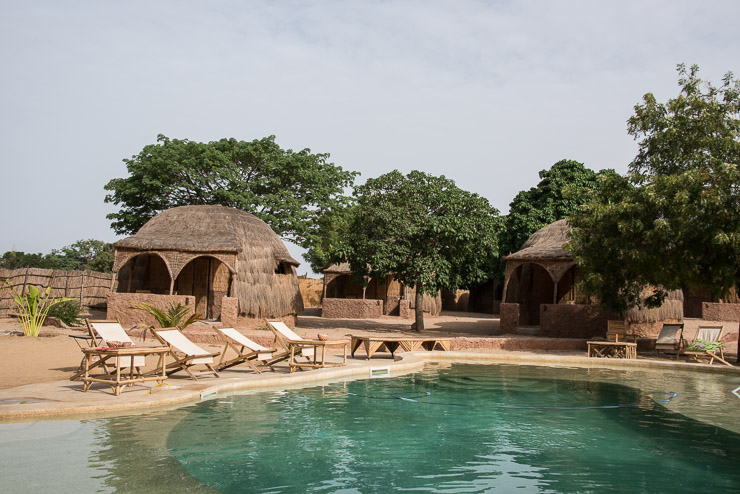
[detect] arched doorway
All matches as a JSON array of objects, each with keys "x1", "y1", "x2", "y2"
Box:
[
  {"x1": 325, "y1": 274, "x2": 364, "y2": 299},
  {"x1": 175, "y1": 256, "x2": 232, "y2": 320},
  {"x1": 116, "y1": 254, "x2": 171, "y2": 294},
  {"x1": 505, "y1": 263, "x2": 555, "y2": 326}
]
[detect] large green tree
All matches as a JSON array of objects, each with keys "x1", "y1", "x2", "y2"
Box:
[
  {"x1": 569, "y1": 65, "x2": 740, "y2": 333},
  {"x1": 500, "y1": 159, "x2": 608, "y2": 259},
  {"x1": 104, "y1": 135, "x2": 358, "y2": 251},
  {"x1": 346, "y1": 170, "x2": 502, "y2": 331}
]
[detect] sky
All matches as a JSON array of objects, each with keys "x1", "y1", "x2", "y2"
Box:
[{"x1": 1, "y1": 0, "x2": 739, "y2": 276}]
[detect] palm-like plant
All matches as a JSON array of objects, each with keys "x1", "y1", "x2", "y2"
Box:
[{"x1": 130, "y1": 302, "x2": 202, "y2": 331}]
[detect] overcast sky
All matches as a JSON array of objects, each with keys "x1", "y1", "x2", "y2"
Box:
[{"x1": 1, "y1": 0, "x2": 738, "y2": 275}]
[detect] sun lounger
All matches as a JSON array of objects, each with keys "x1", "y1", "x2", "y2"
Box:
[
  {"x1": 150, "y1": 328, "x2": 220, "y2": 380},
  {"x1": 71, "y1": 319, "x2": 146, "y2": 380},
  {"x1": 213, "y1": 327, "x2": 289, "y2": 372},
  {"x1": 683, "y1": 325, "x2": 731, "y2": 366},
  {"x1": 654, "y1": 323, "x2": 684, "y2": 358},
  {"x1": 266, "y1": 320, "x2": 348, "y2": 373}
]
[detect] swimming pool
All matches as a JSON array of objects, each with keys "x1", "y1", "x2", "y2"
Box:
[{"x1": 2, "y1": 363, "x2": 739, "y2": 493}]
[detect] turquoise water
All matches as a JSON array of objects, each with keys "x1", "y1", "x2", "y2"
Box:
[{"x1": 2, "y1": 363, "x2": 740, "y2": 493}]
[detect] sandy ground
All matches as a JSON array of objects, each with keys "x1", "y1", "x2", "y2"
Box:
[{"x1": 0, "y1": 311, "x2": 501, "y2": 390}]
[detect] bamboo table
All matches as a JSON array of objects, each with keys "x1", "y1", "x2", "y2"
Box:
[
  {"x1": 81, "y1": 346, "x2": 170, "y2": 395},
  {"x1": 288, "y1": 339, "x2": 348, "y2": 373},
  {"x1": 350, "y1": 336, "x2": 452, "y2": 359},
  {"x1": 587, "y1": 341, "x2": 637, "y2": 359}
]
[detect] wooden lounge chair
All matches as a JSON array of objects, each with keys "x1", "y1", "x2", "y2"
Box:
[
  {"x1": 213, "y1": 327, "x2": 289, "y2": 372},
  {"x1": 606, "y1": 320, "x2": 637, "y2": 343},
  {"x1": 71, "y1": 319, "x2": 146, "y2": 380},
  {"x1": 654, "y1": 323, "x2": 684, "y2": 358},
  {"x1": 266, "y1": 320, "x2": 348, "y2": 373},
  {"x1": 683, "y1": 325, "x2": 731, "y2": 366},
  {"x1": 150, "y1": 328, "x2": 220, "y2": 380}
]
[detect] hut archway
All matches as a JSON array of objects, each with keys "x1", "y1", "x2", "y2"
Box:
[
  {"x1": 505, "y1": 263, "x2": 555, "y2": 326},
  {"x1": 325, "y1": 274, "x2": 364, "y2": 299},
  {"x1": 174, "y1": 256, "x2": 232, "y2": 320},
  {"x1": 556, "y1": 265, "x2": 577, "y2": 304},
  {"x1": 115, "y1": 253, "x2": 172, "y2": 295}
]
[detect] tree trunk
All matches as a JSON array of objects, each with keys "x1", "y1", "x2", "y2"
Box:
[{"x1": 415, "y1": 290, "x2": 424, "y2": 332}]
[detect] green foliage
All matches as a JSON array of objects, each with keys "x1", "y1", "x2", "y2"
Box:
[
  {"x1": 500, "y1": 159, "x2": 610, "y2": 260},
  {"x1": 0, "y1": 240, "x2": 114, "y2": 272},
  {"x1": 303, "y1": 203, "x2": 357, "y2": 272},
  {"x1": 130, "y1": 302, "x2": 202, "y2": 331},
  {"x1": 47, "y1": 300, "x2": 83, "y2": 326},
  {"x1": 1, "y1": 281, "x2": 68, "y2": 337},
  {"x1": 687, "y1": 339, "x2": 724, "y2": 352},
  {"x1": 568, "y1": 64, "x2": 740, "y2": 312},
  {"x1": 346, "y1": 170, "x2": 502, "y2": 327},
  {"x1": 104, "y1": 134, "x2": 358, "y2": 252}
]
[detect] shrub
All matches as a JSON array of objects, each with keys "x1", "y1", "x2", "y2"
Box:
[{"x1": 47, "y1": 300, "x2": 83, "y2": 326}]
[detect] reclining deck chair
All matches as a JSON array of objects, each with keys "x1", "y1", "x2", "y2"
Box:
[
  {"x1": 214, "y1": 327, "x2": 289, "y2": 372},
  {"x1": 266, "y1": 320, "x2": 347, "y2": 373},
  {"x1": 150, "y1": 328, "x2": 220, "y2": 380},
  {"x1": 654, "y1": 323, "x2": 684, "y2": 358},
  {"x1": 683, "y1": 325, "x2": 731, "y2": 366},
  {"x1": 71, "y1": 319, "x2": 146, "y2": 380}
]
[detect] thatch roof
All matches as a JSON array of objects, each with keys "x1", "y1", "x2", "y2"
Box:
[
  {"x1": 504, "y1": 219, "x2": 573, "y2": 262},
  {"x1": 114, "y1": 205, "x2": 299, "y2": 266},
  {"x1": 323, "y1": 263, "x2": 351, "y2": 274}
]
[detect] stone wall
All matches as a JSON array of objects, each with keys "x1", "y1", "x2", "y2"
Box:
[
  {"x1": 540, "y1": 304, "x2": 618, "y2": 339},
  {"x1": 399, "y1": 299, "x2": 413, "y2": 319},
  {"x1": 701, "y1": 302, "x2": 740, "y2": 322},
  {"x1": 107, "y1": 293, "x2": 196, "y2": 328},
  {"x1": 499, "y1": 303, "x2": 519, "y2": 333},
  {"x1": 321, "y1": 298, "x2": 383, "y2": 319}
]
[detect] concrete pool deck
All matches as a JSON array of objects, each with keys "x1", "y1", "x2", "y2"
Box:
[{"x1": 2, "y1": 347, "x2": 739, "y2": 423}]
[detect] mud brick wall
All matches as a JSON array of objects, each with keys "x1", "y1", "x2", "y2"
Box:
[
  {"x1": 540, "y1": 304, "x2": 618, "y2": 338},
  {"x1": 702, "y1": 302, "x2": 740, "y2": 321},
  {"x1": 399, "y1": 299, "x2": 413, "y2": 319},
  {"x1": 107, "y1": 293, "x2": 195, "y2": 328},
  {"x1": 499, "y1": 303, "x2": 519, "y2": 334},
  {"x1": 321, "y1": 298, "x2": 383, "y2": 319}
]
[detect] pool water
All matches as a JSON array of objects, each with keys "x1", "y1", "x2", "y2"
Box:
[{"x1": 2, "y1": 363, "x2": 740, "y2": 493}]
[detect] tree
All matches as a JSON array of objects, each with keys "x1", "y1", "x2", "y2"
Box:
[
  {"x1": 500, "y1": 160, "x2": 609, "y2": 260},
  {"x1": 346, "y1": 170, "x2": 502, "y2": 331},
  {"x1": 568, "y1": 65, "x2": 740, "y2": 356},
  {"x1": 0, "y1": 240, "x2": 114, "y2": 272},
  {"x1": 104, "y1": 135, "x2": 358, "y2": 252}
]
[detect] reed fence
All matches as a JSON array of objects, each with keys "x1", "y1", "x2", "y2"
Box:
[{"x1": 0, "y1": 267, "x2": 113, "y2": 316}]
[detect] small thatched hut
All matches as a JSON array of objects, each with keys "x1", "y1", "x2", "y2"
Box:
[
  {"x1": 501, "y1": 219, "x2": 683, "y2": 338},
  {"x1": 110, "y1": 205, "x2": 303, "y2": 326},
  {"x1": 322, "y1": 263, "x2": 442, "y2": 318}
]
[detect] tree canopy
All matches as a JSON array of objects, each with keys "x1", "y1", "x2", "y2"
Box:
[
  {"x1": 568, "y1": 64, "x2": 740, "y2": 313},
  {"x1": 0, "y1": 239, "x2": 114, "y2": 272},
  {"x1": 500, "y1": 159, "x2": 609, "y2": 260},
  {"x1": 345, "y1": 170, "x2": 502, "y2": 330},
  {"x1": 104, "y1": 134, "x2": 358, "y2": 251}
]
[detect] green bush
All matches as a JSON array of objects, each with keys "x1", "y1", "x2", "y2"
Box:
[{"x1": 47, "y1": 300, "x2": 83, "y2": 326}]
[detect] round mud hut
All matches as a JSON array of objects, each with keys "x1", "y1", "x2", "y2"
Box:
[{"x1": 109, "y1": 205, "x2": 303, "y2": 327}]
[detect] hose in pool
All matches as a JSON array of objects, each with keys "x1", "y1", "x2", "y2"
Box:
[{"x1": 347, "y1": 391, "x2": 678, "y2": 410}]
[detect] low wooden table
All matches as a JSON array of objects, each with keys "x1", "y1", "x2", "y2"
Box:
[
  {"x1": 81, "y1": 346, "x2": 170, "y2": 395},
  {"x1": 350, "y1": 336, "x2": 452, "y2": 360},
  {"x1": 288, "y1": 339, "x2": 348, "y2": 373},
  {"x1": 587, "y1": 341, "x2": 637, "y2": 359}
]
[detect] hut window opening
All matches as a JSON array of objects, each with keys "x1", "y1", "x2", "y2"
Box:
[
  {"x1": 115, "y1": 254, "x2": 171, "y2": 295},
  {"x1": 275, "y1": 262, "x2": 290, "y2": 275}
]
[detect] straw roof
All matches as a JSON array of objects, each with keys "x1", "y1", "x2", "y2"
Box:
[
  {"x1": 323, "y1": 263, "x2": 351, "y2": 274},
  {"x1": 114, "y1": 205, "x2": 299, "y2": 265},
  {"x1": 504, "y1": 219, "x2": 573, "y2": 261}
]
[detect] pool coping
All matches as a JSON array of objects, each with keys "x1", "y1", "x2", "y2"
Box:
[{"x1": 1, "y1": 351, "x2": 739, "y2": 423}]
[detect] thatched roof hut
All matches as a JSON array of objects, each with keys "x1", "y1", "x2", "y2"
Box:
[
  {"x1": 503, "y1": 219, "x2": 572, "y2": 263},
  {"x1": 112, "y1": 205, "x2": 303, "y2": 321}
]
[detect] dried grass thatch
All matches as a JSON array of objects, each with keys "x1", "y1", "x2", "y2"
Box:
[
  {"x1": 504, "y1": 219, "x2": 573, "y2": 261},
  {"x1": 114, "y1": 205, "x2": 303, "y2": 318},
  {"x1": 623, "y1": 288, "x2": 684, "y2": 323}
]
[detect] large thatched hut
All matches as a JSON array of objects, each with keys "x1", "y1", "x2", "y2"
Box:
[
  {"x1": 109, "y1": 205, "x2": 303, "y2": 327},
  {"x1": 501, "y1": 219, "x2": 683, "y2": 338}
]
